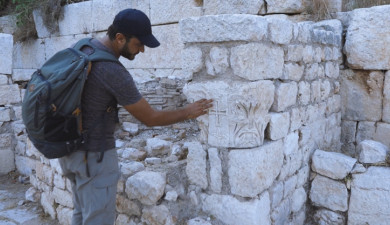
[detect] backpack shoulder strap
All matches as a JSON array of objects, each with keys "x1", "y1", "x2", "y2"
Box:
[{"x1": 73, "y1": 38, "x2": 119, "y2": 63}]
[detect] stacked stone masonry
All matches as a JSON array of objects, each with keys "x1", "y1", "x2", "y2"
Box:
[{"x1": 1, "y1": 0, "x2": 390, "y2": 225}]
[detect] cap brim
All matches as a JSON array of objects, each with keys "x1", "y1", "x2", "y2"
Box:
[{"x1": 138, "y1": 34, "x2": 160, "y2": 48}]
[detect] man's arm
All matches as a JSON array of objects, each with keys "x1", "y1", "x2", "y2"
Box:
[{"x1": 124, "y1": 97, "x2": 213, "y2": 127}]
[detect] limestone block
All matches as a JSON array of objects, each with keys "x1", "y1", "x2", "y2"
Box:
[
  {"x1": 129, "y1": 68, "x2": 186, "y2": 83},
  {"x1": 282, "y1": 63, "x2": 304, "y2": 82},
  {"x1": 340, "y1": 70, "x2": 383, "y2": 121},
  {"x1": 304, "y1": 63, "x2": 320, "y2": 81},
  {"x1": 374, "y1": 122, "x2": 390, "y2": 147},
  {"x1": 58, "y1": 1, "x2": 93, "y2": 35},
  {"x1": 310, "y1": 175, "x2": 348, "y2": 212},
  {"x1": 115, "y1": 214, "x2": 131, "y2": 225},
  {"x1": 44, "y1": 34, "x2": 90, "y2": 60},
  {"x1": 302, "y1": 45, "x2": 314, "y2": 64},
  {"x1": 208, "y1": 148, "x2": 222, "y2": 193},
  {"x1": 311, "y1": 149, "x2": 356, "y2": 180},
  {"x1": 296, "y1": 22, "x2": 314, "y2": 44},
  {"x1": 229, "y1": 140, "x2": 283, "y2": 197},
  {"x1": 313, "y1": 20, "x2": 343, "y2": 46},
  {"x1": 0, "y1": 33, "x2": 13, "y2": 74},
  {"x1": 116, "y1": 195, "x2": 140, "y2": 216},
  {"x1": 0, "y1": 15, "x2": 17, "y2": 34},
  {"x1": 142, "y1": 205, "x2": 174, "y2": 225},
  {"x1": 185, "y1": 141, "x2": 207, "y2": 189},
  {"x1": 180, "y1": 14, "x2": 268, "y2": 43},
  {"x1": 206, "y1": 47, "x2": 229, "y2": 76},
  {"x1": 36, "y1": 163, "x2": 54, "y2": 185},
  {"x1": 0, "y1": 134, "x2": 12, "y2": 148},
  {"x1": 291, "y1": 187, "x2": 306, "y2": 213},
  {"x1": 296, "y1": 164, "x2": 310, "y2": 188},
  {"x1": 12, "y1": 69, "x2": 34, "y2": 82},
  {"x1": 286, "y1": 45, "x2": 303, "y2": 62},
  {"x1": 120, "y1": 161, "x2": 144, "y2": 177},
  {"x1": 267, "y1": 112, "x2": 290, "y2": 140},
  {"x1": 298, "y1": 81, "x2": 311, "y2": 106},
  {"x1": 0, "y1": 149, "x2": 15, "y2": 175},
  {"x1": 356, "y1": 121, "x2": 375, "y2": 144},
  {"x1": 41, "y1": 191, "x2": 56, "y2": 219},
  {"x1": 121, "y1": 148, "x2": 146, "y2": 161},
  {"x1": 325, "y1": 62, "x2": 339, "y2": 79},
  {"x1": 0, "y1": 74, "x2": 8, "y2": 85},
  {"x1": 122, "y1": 122, "x2": 139, "y2": 135},
  {"x1": 13, "y1": 39, "x2": 45, "y2": 69},
  {"x1": 32, "y1": 9, "x2": 51, "y2": 38},
  {"x1": 52, "y1": 187, "x2": 73, "y2": 208},
  {"x1": 15, "y1": 156, "x2": 35, "y2": 176},
  {"x1": 183, "y1": 80, "x2": 274, "y2": 148},
  {"x1": 272, "y1": 82, "x2": 298, "y2": 112},
  {"x1": 284, "y1": 131, "x2": 299, "y2": 156},
  {"x1": 341, "y1": 120, "x2": 356, "y2": 144},
  {"x1": 349, "y1": 167, "x2": 390, "y2": 224},
  {"x1": 314, "y1": 209, "x2": 345, "y2": 225},
  {"x1": 278, "y1": 150, "x2": 303, "y2": 181},
  {"x1": 0, "y1": 107, "x2": 11, "y2": 122},
  {"x1": 92, "y1": 0, "x2": 150, "y2": 32},
  {"x1": 0, "y1": 84, "x2": 21, "y2": 105},
  {"x1": 145, "y1": 138, "x2": 171, "y2": 156},
  {"x1": 266, "y1": 0, "x2": 305, "y2": 13},
  {"x1": 344, "y1": 5, "x2": 390, "y2": 70},
  {"x1": 231, "y1": 43, "x2": 284, "y2": 80},
  {"x1": 182, "y1": 46, "x2": 203, "y2": 76},
  {"x1": 121, "y1": 24, "x2": 183, "y2": 69},
  {"x1": 270, "y1": 182, "x2": 284, "y2": 208},
  {"x1": 201, "y1": 192, "x2": 270, "y2": 225},
  {"x1": 56, "y1": 206, "x2": 72, "y2": 225},
  {"x1": 53, "y1": 173, "x2": 65, "y2": 190},
  {"x1": 204, "y1": 0, "x2": 264, "y2": 15},
  {"x1": 267, "y1": 18, "x2": 293, "y2": 45},
  {"x1": 188, "y1": 217, "x2": 212, "y2": 225},
  {"x1": 383, "y1": 71, "x2": 390, "y2": 122},
  {"x1": 357, "y1": 140, "x2": 389, "y2": 164},
  {"x1": 283, "y1": 175, "x2": 298, "y2": 198},
  {"x1": 125, "y1": 171, "x2": 166, "y2": 206},
  {"x1": 150, "y1": 0, "x2": 201, "y2": 24},
  {"x1": 25, "y1": 187, "x2": 40, "y2": 203},
  {"x1": 271, "y1": 198, "x2": 290, "y2": 225}
]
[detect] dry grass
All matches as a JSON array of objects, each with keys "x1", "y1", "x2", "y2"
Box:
[
  {"x1": 343, "y1": 0, "x2": 390, "y2": 11},
  {"x1": 306, "y1": 0, "x2": 331, "y2": 21},
  {"x1": 194, "y1": 0, "x2": 203, "y2": 7}
]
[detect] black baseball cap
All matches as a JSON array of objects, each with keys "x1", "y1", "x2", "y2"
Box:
[{"x1": 113, "y1": 9, "x2": 160, "y2": 48}]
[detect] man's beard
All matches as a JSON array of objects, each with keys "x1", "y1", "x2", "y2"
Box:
[{"x1": 120, "y1": 44, "x2": 136, "y2": 60}]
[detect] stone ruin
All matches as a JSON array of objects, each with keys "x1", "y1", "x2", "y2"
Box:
[{"x1": 0, "y1": 0, "x2": 390, "y2": 224}]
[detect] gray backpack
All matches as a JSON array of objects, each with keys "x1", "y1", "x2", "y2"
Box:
[{"x1": 22, "y1": 38, "x2": 119, "y2": 159}]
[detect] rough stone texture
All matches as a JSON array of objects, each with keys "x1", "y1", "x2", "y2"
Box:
[
  {"x1": 206, "y1": 47, "x2": 229, "y2": 76},
  {"x1": 125, "y1": 171, "x2": 166, "y2": 206},
  {"x1": 341, "y1": 120, "x2": 356, "y2": 144},
  {"x1": 0, "y1": 107, "x2": 11, "y2": 122},
  {"x1": 340, "y1": 70, "x2": 383, "y2": 121},
  {"x1": 201, "y1": 192, "x2": 270, "y2": 225},
  {"x1": 267, "y1": 18, "x2": 293, "y2": 45},
  {"x1": 272, "y1": 82, "x2": 298, "y2": 112},
  {"x1": 311, "y1": 149, "x2": 357, "y2": 180},
  {"x1": 374, "y1": 122, "x2": 390, "y2": 147},
  {"x1": 228, "y1": 140, "x2": 283, "y2": 197},
  {"x1": 184, "y1": 80, "x2": 274, "y2": 148},
  {"x1": 52, "y1": 188, "x2": 73, "y2": 208},
  {"x1": 344, "y1": 5, "x2": 390, "y2": 70},
  {"x1": 0, "y1": 33, "x2": 13, "y2": 74},
  {"x1": 188, "y1": 217, "x2": 212, "y2": 225},
  {"x1": 145, "y1": 138, "x2": 171, "y2": 157},
  {"x1": 208, "y1": 148, "x2": 222, "y2": 193},
  {"x1": 291, "y1": 187, "x2": 306, "y2": 213},
  {"x1": 185, "y1": 142, "x2": 208, "y2": 189},
  {"x1": 180, "y1": 14, "x2": 268, "y2": 43},
  {"x1": 44, "y1": 34, "x2": 90, "y2": 60},
  {"x1": 0, "y1": 15, "x2": 17, "y2": 35},
  {"x1": 142, "y1": 205, "x2": 174, "y2": 225},
  {"x1": 0, "y1": 149, "x2": 15, "y2": 175},
  {"x1": 267, "y1": 112, "x2": 290, "y2": 141},
  {"x1": 310, "y1": 175, "x2": 348, "y2": 212},
  {"x1": 357, "y1": 140, "x2": 389, "y2": 164},
  {"x1": 266, "y1": 0, "x2": 305, "y2": 13},
  {"x1": 12, "y1": 69, "x2": 34, "y2": 82},
  {"x1": 32, "y1": 9, "x2": 51, "y2": 38},
  {"x1": 204, "y1": 0, "x2": 264, "y2": 15},
  {"x1": 349, "y1": 167, "x2": 390, "y2": 224},
  {"x1": 116, "y1": 195, "x2": 140, "y2": 216},
  {"x1": 56, "y1": 206, "x2": 72, "y2": 225},
  {"x1": 383, "y1": 71, "x2": 390, "y2": 123},
  {"x1": 282, "y1": 63, "x2": 304, "y2": 81},
  {"x1": 120, "y1": 161, "x2": 145, "y2": 177},
  {"x1": 58, "y1": 1, "x2": 93, "y2": 35},
  {"x1": 182, "y1": 46, "x2": 203, "y2": 76},
  {"x1": 231, "y1": 43, "x2": 284, "y2": 80},
  {"x1": 40, "y1": 191, "x2": 56, "y2": 219},
  {"x1": 314, "y1": 209, "x2": 345, "y2": 225},
  {"x1": 271, "y1": 198, "x2": 290, "y2": 225},
  {"x1": 356, "y1": 121, "x2": 375, "y2": 144},
  {"x1": 150, "y1": 0, "x2": 201, "y2": 25}
]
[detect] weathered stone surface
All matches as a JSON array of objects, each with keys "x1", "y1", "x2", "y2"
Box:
[
  {"x1": 208, "y1": 148, "x2": 222, "y2": 193},
  {"x1": 122, "y1": 122, "x2": 139, "y2": 135},
  {"x1": 122, "y1": 24, "x2": 183, "y2": 69},
  {"x1": 0, "y1": 85, "x2": 20, "y2": 105},
  {"x1": 0, "y1": 75, "x2": 8, "y2": 85},
  {"x1": 116, "y1": 195, "x2": 140, "y2": 216},
  {"x1": 25, "y1": 187, "x2": 40, "y2": 203},
  {"x1": 150, "y1": 0, "x2": 201, "y2": 24},
  {"x1": 180, "y1": 14, "x2": 268, "y2": 43},
  {"x1": 0, "y1": 33, "x2": 13, "y2": 74},
  {"x1": 0, "y1": 149, "x2": 15, "y2": 175},
  {"x1": 52, "y1": 187, "x2": 73, "y2": 208},
  {"x1": 56, "y1": 206, "x2": 72, "y2": 225},
  {"x1": 0, "y1": 107, "x2": 11, "y2": 122},
  {"x1": 344, "y1": 5, "x2": 390, "y2": 69},
  {"x1": 44, "y1": 34, "x2": 90, "y2": 59},
  {"x1": 58, "y1": 1, "x2": 93, "y2": 35},
  {"x1": 341, "y1": 120, "x2": 356, "y2": 144},
  {"x1": 32, "y1": 9, "x2": 51, "y2": 38},
  {"x1": 340, "y1": 70, "x2": 383, "y2": 121},
  {"x1": 349, "y1": 167, "x2": 390, "y2": 224},
  {"x1": 142, "y1": 205, "x2": 174, "y2": 225},
  {"x1": 356, "y1": 121, "x2": 375, "y2": 144},
  {"x1": 206, "y1": 47, "x2": 229, "y2": 76},
  {"x1": 313, "y1": 19, "x2": 343, "y2": 46},
  {"x1": 12, "y1": 69, "x2": 34, "y2": 82},
  {"x1": 314, "y1": 209, "x2": 345, "y2": 225},
  {"x1": 184, "y1": 80, "x2": 274, "y2": 148},
  {"x1": 383, "y1": 71, "x2": 390, "y2": 123},
  {"x1": 282, "y1": 63, "x2": 304, "y2": 81},
  {"x1": 267, "y1": 18, "x2": 293, "y2": 44},
  {"x1": 204, "y1": 0, "x2": 264, "y2": 15},
  {"x1": 270, "y1": 182, "x2": 284, "y2": 208},
  {"x1": 267, "y1": 0, "x2": 305, "y2": 13},
  {"x1": 291, "y1": 187, "x2": 306, "y2": 213},
  {"x1": 267, "y1": 112, "x2": 290, "y2": 140},
  {"x1": 229, "y1": 140, "x2": 283, "y2": 197},
  {"x1": 0, "y1": 15, "x2": 17, "y2": 35},
  {"x1": 92, "y1": 0, "x2": 149, "y2": 32},
  {"x1": 185, "y1": 141, "x2": 207, "y2": 189},
  {"x1": 357, "y1": 140, "x2": 389, "y2": 164},
  {"x1": 121, "y1": 148, "x2": 146, "y2": 161},
  {"x1": 310, "y1": 175, "x2": 348, "y2": 212},
  {"x1": 188, "y1": 217, "x2": 212, "y2": 225},
  {"x1": 125, "y1": 171, "x2": 166, "y2": 206},
  {"x1": 15, "y1": 156, "x2": 35, "y2": 176},
  {"x1": 201, "y1": 193, "x2": 270, "y2": 225},
  {"x1": 40, "y1": 191, "x2": 56, "y2": 219},
  {"x1": 374, "y1": 122, "x2": 390, "y2": 147},
  {"x1": 182, "y1": 46, "x2": 203, "y2": 76},
  {"x1": 231, "y1": 43, "x2": 284, "y2": 80},
  {"x1": 271, "y1": 198, "x2": 290, "y2": 225},
  {"x1": 272, "y1": 82, "x2": 298, "y2": 112},
  {"x1": 311, "y1": 149, "x2": 356, "y2": 180},
  {"x1": 298, "y1": 81, "x2": 310, "y2": 106},
  {"x1": 145, "y1": 138, "x2": 171, "y2": 157},
  {"x1": 120, "y1": 161, "x2": 145, "y2": 177}
]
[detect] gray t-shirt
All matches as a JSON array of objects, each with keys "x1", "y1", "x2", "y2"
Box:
[{"x1": 81, "y1": 39, "x2": 141, "y2": 152}]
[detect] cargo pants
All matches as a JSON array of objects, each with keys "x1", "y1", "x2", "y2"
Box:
[{"x1": 58, "y1": 149, "x2": 120, "y2": 225}]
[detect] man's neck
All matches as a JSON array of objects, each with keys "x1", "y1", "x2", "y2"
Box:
[{"x1": 99, "y1": 36, "x2": 120, "y2": 58}]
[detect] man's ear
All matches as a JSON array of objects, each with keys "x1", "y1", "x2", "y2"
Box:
[{"x1": 115, "y1": 33, "x2": 127, "y2": 45}]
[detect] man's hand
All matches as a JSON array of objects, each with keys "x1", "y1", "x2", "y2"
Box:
[{"x1": 185, "y1": 99, "x2": 213, "y2": 119}]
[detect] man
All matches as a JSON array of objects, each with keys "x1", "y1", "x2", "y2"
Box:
[{"x1": 58, "y1": 8, "x2": 212, "y2": 225}]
